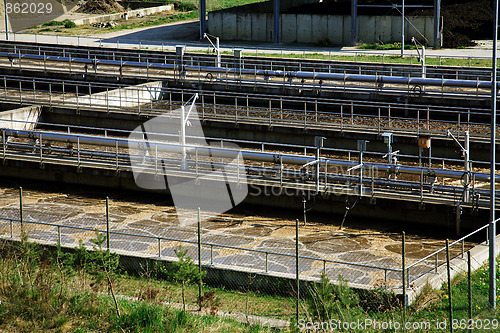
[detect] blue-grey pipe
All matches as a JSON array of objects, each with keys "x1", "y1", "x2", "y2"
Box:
[
  {"x1": 1, "y1": 52, "x2": 498, "y2": 90},
  {"x1": 4, "y1": 129, "x2": 500, "y2": 182}
]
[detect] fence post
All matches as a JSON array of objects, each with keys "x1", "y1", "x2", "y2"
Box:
[
  {"x1": 39, "y1": 134, "x2": 43, "y2": 164},
  {"x1": 468, "y1": 250, "x2": 472, "y2": 333},
  {"x1": 106, "y1": 196, "x2": 110, "y2": 249},
  {"x1": 446, "y1": 239, "x2": 454, "y2": 333},
  {"x1": 198, "y1": 207, "x2": 202, "y2": 307},
  {"x1": 402, "y1": 231, "x2": 406, "y2": 332},
  {"x1": 19, "y1": 187, "x2": 23, "y2": 235},
  {"x1": 296, "y1": 218, "x2": 300, "y2": 323},
  {"x1": 158, "y1": 238, "x2": 161, "y2": 257}
]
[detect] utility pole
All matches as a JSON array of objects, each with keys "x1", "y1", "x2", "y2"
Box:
[
  {"x1": 314, "y1": 136, "x2": 325, "y2": 194},
  {"x1": 357, "y1": 140, "x2": 368, "y2": 196},
  {"x1": 180, "y1": 94, "x2": 199, "y2": 170},
  {"x1": 3, "y1": 0, "x2": 8, "y2": 40},
  {"x1": 447, "y1": 130, "x2": 471, "y2": 203},
  {"x1": 203, "y1": 33, "x2": 221, "y2": 69},
  {"x1": 489, "y1": 0, "x2": 498, "y2": 310},
  {"x1": 412, "y1": 37, "x2": 426, "y2": 79}
]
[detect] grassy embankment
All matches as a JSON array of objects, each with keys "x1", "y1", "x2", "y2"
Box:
[
  {"x1": 25, "y1": 0, "x2": 264, "y2": 35},
  {"x1": 0, "y1": 233, "x2": 499, "y2": 332}
]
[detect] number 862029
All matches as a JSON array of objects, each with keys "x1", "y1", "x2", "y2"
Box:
[{"x1": 6, "y1": 2, "x2": 53, "y2": 15}]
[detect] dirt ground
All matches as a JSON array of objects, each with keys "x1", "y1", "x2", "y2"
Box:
[
  {"x1": 15, "y1": 0, "x2": 492, "y2": 47},
  {"x1": 24, "y1": 7, "x2": 180, "y2": 36},
  {"x1": 286, "y1": 0, "x2": 493, "y2": 48},
  {"x1": 416, "y1": 0, "x2": 493, "y2": 48},
  {"x1": 77, "y1": 0, "x2": 125, "y2": 14}
]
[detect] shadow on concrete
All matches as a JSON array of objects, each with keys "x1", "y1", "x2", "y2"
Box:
[{"x1": 101, "y1": 20, "x2": 199, "y2": 43}]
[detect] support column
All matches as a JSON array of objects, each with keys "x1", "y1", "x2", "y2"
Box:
[
  {"x1": 433, "y1": 0, "x2": 442, "y2": 48},
  {"x1": 199, "y1": 0, "x2": 206, "y2": 40},
  {"x1": 273, "y1": 0, "x2": 280, "y2": 43},
  {"x1": 351, "y1": 0, "x2": 358, "y2": 46},
  {"x1": 489, "y1": 0, "x2": 498, "y2": 310},
  {"x1": 3, "y1": 0, "x2": 9, "y2": 40},
  {"x1": 401, "y1": 0, "x2": 405, "y2": 56}
]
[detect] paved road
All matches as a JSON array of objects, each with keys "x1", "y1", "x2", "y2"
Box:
[{"x1": 0, "y1": 19, "x2": 495, "y2": 59}]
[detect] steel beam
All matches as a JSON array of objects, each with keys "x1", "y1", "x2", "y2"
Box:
[
  {"x1": 199, "y1": 0, "x2": 206, "y2": 40},
  {"x1": 351, "y1": 0, "x2": 358, "y2": 46},
  {"x1": 273, "y1": 0, "x2": 280, "y2": 43},
  {"x1": 434, "y1": 0, "x2": 441, "y2": 48}
]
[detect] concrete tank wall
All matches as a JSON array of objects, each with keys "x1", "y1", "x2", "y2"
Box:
[
  {"x1": 0, "y1": 105, "x2": 41, "y2": 130},
  {"x1": 207, "y1": 12, "x2": 435, "y2": 46},
  {"x1": 64, "y1": 81, "x2": 164, "y2": 108}
]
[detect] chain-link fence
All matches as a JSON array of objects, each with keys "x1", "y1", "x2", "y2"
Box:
[{"x1": 0, "y1": 187, "x2": 497, "y2": 328}]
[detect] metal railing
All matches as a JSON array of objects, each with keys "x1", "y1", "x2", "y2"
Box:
[
  {"x1": 0, "y1": 40, "x2": 493, "y2": 81},
  {"x1": 1, "y1": 116, "x2": 497, "y2": 171},
  {"x1": 0, "y1": 214, "x2": 496, "y2": 292},
  {"x1": 0, "y1": 216, "x2": 400, "y2": 286},
  {"x1": 0, "y1": 74, "x2": 496, "y2": 144},
  {"x1": 405, "y1": 219, "x2": 500, "y2": 286},
  {"x1": 0, "y1": 49, "x2": 496, "y2": 99},
  {"x1": 0, "y1": 31, "x2": 494, "y2": 70}
]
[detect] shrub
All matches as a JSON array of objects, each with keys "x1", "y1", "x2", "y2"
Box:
[
  {"x1": 42, "y1": 20, "x2": 62, "y2": 27},
  {"x1": 64, "y1": 20, "x2": 77, "y2": 28}
]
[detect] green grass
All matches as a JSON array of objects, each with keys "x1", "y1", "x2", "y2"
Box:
[
  {"x1": 1, "y1": 237, "x2": 499, "y2": 332},
  {"x1": 107, "y1": 0, "x2": 267, "y2": 31},
  {"x1": 41, "y1": 19, "x2": 76, "y2": 29},
  {"x1": 27, "y1": 0, "x2": 491, "y2": 69},
  {"x1": 164, "y1": 0, "x2": 267, "y2": 11},
  {"x1": 208, "y1": 49, "x2": 492, "y2": 68},
  {"x1": 359, "y1": 42, "x2": 416, "y2": 50},
  {"x1": 27, "y1": 0, "x2": 266, "y2": 35},
  {"x1": 0, "y1": 238, "x2": 274, "y2": 332},
  {"x1": 404, "y1": 263, "x2": 500, "y2": 332},
  {"x1": 109, "y1": 10, "x2": 200, "y2": 31}
]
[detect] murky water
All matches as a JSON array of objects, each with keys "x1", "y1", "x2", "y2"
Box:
[{"x1": 0, "y1": 181, "x2": 475, "y2": 289}]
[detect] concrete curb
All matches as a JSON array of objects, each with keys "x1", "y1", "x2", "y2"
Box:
[
  {"x1": 403, "y1": 234, "x2": 500, "y2": 304},
  {"x1": 72, "y1": 5, "x2": 173, "y2": 26}
]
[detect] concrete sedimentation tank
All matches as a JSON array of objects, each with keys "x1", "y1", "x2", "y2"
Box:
[{"x1": 207, "y1": 0, "x2": 437, "y2": 46}]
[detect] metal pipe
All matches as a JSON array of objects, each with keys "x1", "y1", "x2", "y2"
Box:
[
  {"x1": 5, "y1": 128, "x2": 500, "y2": 182},
  {"x1": 2, "y1": 52, "x2": 500, "y2": 90}
]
